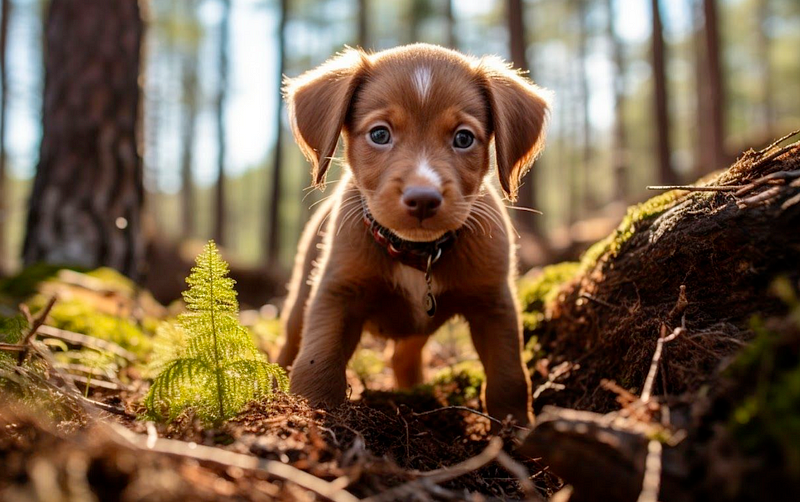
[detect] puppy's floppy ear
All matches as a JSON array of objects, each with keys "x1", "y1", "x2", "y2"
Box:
[
  {"x1": 478, "y1": 57, "x2": 551, "y2": 201},
  {"x1": 284, "y1": 48, "x2": 368, "y2": 187}
]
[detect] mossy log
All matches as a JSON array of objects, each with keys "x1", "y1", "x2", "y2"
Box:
[{"x1": 521, "y1": 132, "x2": 800, "y2": 501}]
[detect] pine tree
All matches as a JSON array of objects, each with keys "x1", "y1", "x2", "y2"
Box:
[{"x1": 145, "y1": 241, "x2": 287, "y2": 423}]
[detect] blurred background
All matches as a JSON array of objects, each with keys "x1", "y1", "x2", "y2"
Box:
[{"x1": 0, "y1": 0, "x2": 798, "y2": 306}]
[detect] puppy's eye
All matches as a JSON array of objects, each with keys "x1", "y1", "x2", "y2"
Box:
[
  {"x1": 368, "y1": 126, "x2": 392, "y2": 145},
  {"x1": 453, "y1": 130, "x2": 474, "y2": 149}
]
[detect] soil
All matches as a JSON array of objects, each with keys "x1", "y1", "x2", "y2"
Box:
[{"x1": 2, "y1": 133, "x2": 800, "y2": 501}]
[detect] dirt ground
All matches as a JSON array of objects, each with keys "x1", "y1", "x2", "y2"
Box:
[{"x1": 2, "y1": 132, "x2": 800, "y2": 501}]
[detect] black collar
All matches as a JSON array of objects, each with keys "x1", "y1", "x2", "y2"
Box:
[{"x1": 361, "y1": 202, "x2": 458, "y2": 272}]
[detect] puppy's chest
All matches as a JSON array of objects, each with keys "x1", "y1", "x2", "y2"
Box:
[
  {"x1": 363, "y1": 264, "x2": 449, "y2": 337},
  {"x1": 390, "y1": 265, "x2": 442, "y2": 302}
]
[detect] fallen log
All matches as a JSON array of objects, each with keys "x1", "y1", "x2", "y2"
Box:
[{"x1": 521, "y1": 132, "x2": 800, "y2": 501}]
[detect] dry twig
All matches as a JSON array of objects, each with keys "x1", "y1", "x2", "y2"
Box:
[
  {"x1": 35, "y1": 325, "x2": 136, "y2": 361},
  {"x1": 412, "y1": 405, "x2": 528, "y2": 430},
  {"x1": 636, "y1": 440, "x2": 663, "y2": 502},
  {"x1": 646, "y1": 185, "x2": 743, "y2": 192},
  {"x1": 110, "y1": 424, "x2": 360, "y2": 502},
  {"x1": 17, "y1": 296, "x2": 57, "y2": 365},
  {"x1": 0, "y1": 342, "x2": 24, "y2": 352},
  {"x1": 550, "y1": 486, "x2": 573, "y2": 502},
  {"x1": 641, "y1": 325, "x2": 683, "y2": 403},
  {"x1": 496, "y1": 450, "x2": 544, "y2": 501}
]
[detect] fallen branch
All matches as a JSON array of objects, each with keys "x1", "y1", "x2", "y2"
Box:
[
  {"x1": 646, "y1": 185, "x2": 743, "y2": 192},
  {"x1": 69, "y1": 374, "x2": 127, "y2": 392},
  {"x1": 109, "y1": 424, "x2": 360, "y2": 502},
  {"x1": 636, "y1": 440, "x2": 663, "y2": 502},
  {"x1": 496, "y1": 449, "x2": 544, "y2": 501},
  {"x1": 36, "y1": 325, "x2": 136, "y2": 362},
  {"x1": 0, "y1": 342, "x2": 24, "y2": 352},
  {"x1": 17, "y1": 296, "x2": 57, "y2": 365}
]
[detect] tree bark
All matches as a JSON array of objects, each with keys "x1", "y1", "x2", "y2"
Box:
[
  {"x1": 0, "y1": 0, "x2": 9, "y2": 271},
  {"x1": 651, "y1": 0, "x2": 676, "y2": 185},
  {"x1": 266, "y1": 0, "x2": 288, "y2": 267},
  {"x1": 522, "y1": 134, "x2": 800, "y2": 502},
  {"x1": 507, "y1": 0, "x2": 541, "y2": 236},
  {"x1": 755, "y1": 0, "x2": 772, "y2": 135},
  {"x1": 527, "y1": 135, "x2": 800, "y2": 413},
  {"x1": 444, "y1": 0, "x2": 456, "y2": 49},
  {"x1": 606, "y1": 0, "x2": 629, "y2": 203},
  {"x1": 357, "y1": 0, "x2": 369, "y2": 49},
  {"x1": 696, "y1": 0, "x2": 725, "y2": 175},
  {"x1": 576, "y1": 0, "x2": 596, "y2": 210},
  {"x1": 214, "y1": 0, "x2": 231, "y2": 246},
  {"x1": 179, "y1": 50, "x2": 198, "y2": 241},
  {"x1": 23, "y1": 0, "x2": 145, "y2": 280}
]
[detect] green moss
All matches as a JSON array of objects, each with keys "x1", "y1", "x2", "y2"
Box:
[
  {"x1": 0, "y1": 314, "x2": 28, "y2": 365},
  {"x1": 350, "y1": 347, "x2": 386, "y2": 383},
  {"x1": 727, "y1": 281, "x2": 800, "y2": 474},
  {"x1": 432, "y1": 318, "x2": 475, "y2": 358},
  {"x1": 29, "y1": 296, "x2": 152, "y2": 357},
  {"x1": 0, "y1": 313, "x2": 74, "y2": 419},
  {"x1": 579, "y1": 190, "x2": 681, "y2": 273},
  {"x1": 84, "y1": 267, "x2": 137, "y2": 295},
  {"x1": 0, "y1": 263, "x2": 85, "y2": 300},
  {"x1": 429, "y1": 360, "x2": 485, "y2": 406},
  {"x1": 523, "y1": 335, "x2": 545, "y2": 366},
  {"x1": 519, "y1": 262, "x2": 580, "y2": 332}
]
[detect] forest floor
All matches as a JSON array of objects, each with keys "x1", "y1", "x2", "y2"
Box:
[{"x1": 2, "y1": 132, "x2": 800, "y2": 501}]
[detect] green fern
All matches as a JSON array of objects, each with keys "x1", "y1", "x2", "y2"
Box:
[{"x1": 144, "y1": 241, "x2": 288, "y2": 423}]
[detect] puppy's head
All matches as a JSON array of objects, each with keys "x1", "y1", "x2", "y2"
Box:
[{"x1": 285, "y1": 44, "x2": 550, "y2": 241}]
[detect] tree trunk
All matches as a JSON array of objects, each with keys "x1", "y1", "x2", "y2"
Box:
[
  {"x1": 214, "y1": 0, "x2": 230, "y2": 246},
  {"x1": 651, "y1": 0, "x2": 676, "y2": 185},
  {"x1": 696, "y1": 0, "x2": 725, "y2": 175},
  {"x1": 576, "y1": 0, "x2": 596, "y2": 209},
  {"x1": 357, "y1": 0, "x2": 369, "y2": 49},
  {"x1": 179, "y1": 50, "x2": 198, "y2": 241},
  {"x1": 507, "y1": 0, "x2": 541, "y2": 237},
  {"x1": 266, "y1": 0, "x2": 287, "y2": 268},
  {"x1": 756, "y1": 0, "x2": 772, "y2": 135},
  {"x1": 0, "y1": 0, "x2": 9, "y2": 272},
  {"x1": 23, "y1": 0, "x2": 145, "y2": 280},
  {"x1": 407, "y1": 0, "x2": 435, "y2": 44},
  {"x1": 567, "y1": 58, "x2": 582, "y2": 225},
  {"x1": 606, "y1": 0, "x2": 629, "y2": 203},
  {"x1": 444, "y1": 0, "x2": 456, "y2": 49}
]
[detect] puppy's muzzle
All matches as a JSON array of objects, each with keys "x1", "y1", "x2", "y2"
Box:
[{"x1": 401, "y1": 186, "x2": 442, "y2": 222}]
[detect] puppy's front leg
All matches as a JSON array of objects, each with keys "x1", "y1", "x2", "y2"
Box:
[
  {"x1": 464, "y1": 290, "x2": 533, "y2": 426},
  {"x1": 290, "y1": 286, "x2": 362, "y2": 408}
]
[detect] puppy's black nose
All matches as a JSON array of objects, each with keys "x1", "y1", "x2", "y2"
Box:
[{"x1": 401, "y1": 187, "x2": 442, "y2": 222}]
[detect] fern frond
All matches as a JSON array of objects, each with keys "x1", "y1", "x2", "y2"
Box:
[
  {"x1": 182, "y1": 241, "x2": 238, "y2": 314},
  {"x1": 144, "y1": 357, "x2": 213, "y2": 421},
  {"x1": 145, "y1": 321, "x2": 187, "y2": 377},
  {"x1": 143, "y1": 240, "x2": 288, "y2": 423},
  {"x1": 225, "y1": 359, "x2": 289, "y2": 395}
]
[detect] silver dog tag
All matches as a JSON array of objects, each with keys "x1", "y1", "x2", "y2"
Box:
[
  {"x1": 423, "y1": 254, "x2": 436, "y2": 317},
  {"x1": 424, "y1": 291, "x2": 436, "y2": 317}
]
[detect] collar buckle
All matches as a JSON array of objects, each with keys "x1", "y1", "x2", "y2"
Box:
[{"x1": 361, "y1": 201, "x2": 457, "y2": 274}]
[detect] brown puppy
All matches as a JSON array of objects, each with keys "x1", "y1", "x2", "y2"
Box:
[{"x1": 279, "y1": 44, "x2": 550, "y2": 425}]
